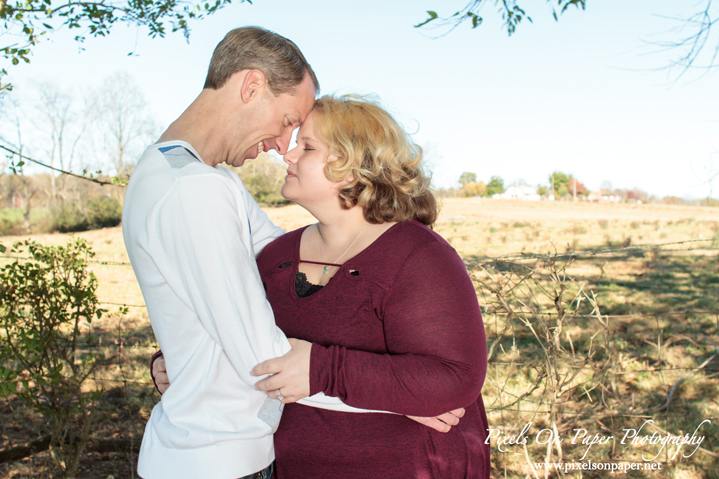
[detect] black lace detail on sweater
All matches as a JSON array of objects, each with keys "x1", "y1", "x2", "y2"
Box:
[{"x1": 295, "y1": 271, "x2": 324, "y2": 298}]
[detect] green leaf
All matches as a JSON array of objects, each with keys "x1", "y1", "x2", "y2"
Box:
[
  {"x1": 414, "y1": 10, "x2": 439, "y2": 28},
  {"x1": 468, "y1": 12, "x2": 482, "y2": 29}
]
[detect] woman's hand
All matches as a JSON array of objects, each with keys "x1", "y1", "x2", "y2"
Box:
[
  {"x1": 251, "y1": 338, "x2": 312, "y2": 403},
  {"x1": 153, "y1": 355, "x2": 170, "y2": 394},
  {"x1": 407, "y1": 408, "x2": 465, "y2": 433}
]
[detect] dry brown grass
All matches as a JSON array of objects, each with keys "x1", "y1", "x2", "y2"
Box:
[
  {"x1": 1, "y1": 199, "x2": 718, "y2": 478},
  {"x1": 1, "y1": 198, "x2": 714, "y2": 309}
]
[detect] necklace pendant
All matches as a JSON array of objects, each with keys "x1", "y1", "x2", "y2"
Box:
[{"x1": 323, "y1": 265, "x2": 329, "y2": 275}]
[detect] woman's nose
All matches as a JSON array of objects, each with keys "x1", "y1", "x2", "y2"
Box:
[{"x1": 284, "y1": 146, "x2": 299, "y2": 164}]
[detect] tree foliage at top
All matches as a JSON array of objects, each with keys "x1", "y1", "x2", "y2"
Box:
[
  {"x1": 0, "y1": 0, "x2": 250, "y2": 89},
  {"x1": 416, "y1": 0, "x2": 719, "y2": 79},
  {"x1": 415, "y1": 0, "x2": 586, "y2": 37}
]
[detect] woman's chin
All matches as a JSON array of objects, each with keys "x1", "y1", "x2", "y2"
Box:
[{"x1": 280, "y1": 186, "x2": 297, "y2": 203}]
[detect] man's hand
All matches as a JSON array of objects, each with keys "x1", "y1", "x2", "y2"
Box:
[
  {"x1": 251, "y1": 338, "x2": 312, "y2": 403},
  {"x1": 152, "y1": 355, "x2": 170, "y2": 394},
  {"x1": 407, "y1": 408, "x2": 465, "y2": 433}
]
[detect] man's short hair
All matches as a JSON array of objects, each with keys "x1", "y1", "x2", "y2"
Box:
[{"x1": 204, "y1": 26, "x2": 319, "y2": 95}]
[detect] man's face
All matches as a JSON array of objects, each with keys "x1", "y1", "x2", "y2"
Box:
[{"x1": 230, "y1": 74, "x2": 316, "y2": 167}]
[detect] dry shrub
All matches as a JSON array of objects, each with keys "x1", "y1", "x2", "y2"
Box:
[{"x1": 467, "y1": 251, "x2": 718, "y2": 475}]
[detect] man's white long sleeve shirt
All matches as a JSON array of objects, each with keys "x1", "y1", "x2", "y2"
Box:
[{"x1": 123, "y1": 142, "x2": 372, "y2": 479}]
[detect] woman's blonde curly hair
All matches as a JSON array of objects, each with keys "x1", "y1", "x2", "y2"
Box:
[{"x1": 312, "y1": 95, "x2": 438, "y2": 226}]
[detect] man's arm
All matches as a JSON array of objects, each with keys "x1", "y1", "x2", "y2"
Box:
[
  {"x1": 151, "y1": 172, "x2": 385, "y2": 414},
  {"x1": 152, "y1": 173, "x2": 290, "y2": 383},
  {"x1": 222, "y1": 168, "x2": 285, "y2": 257}
]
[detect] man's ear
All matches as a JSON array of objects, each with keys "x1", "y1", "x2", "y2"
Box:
[{"x1": 241, "y1": 70, "x2": 267, "y2": 104}]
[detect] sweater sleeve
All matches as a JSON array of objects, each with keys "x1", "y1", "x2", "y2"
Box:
[{"x1": 309, "y1": 241, "x2": 487, "y2": 417}]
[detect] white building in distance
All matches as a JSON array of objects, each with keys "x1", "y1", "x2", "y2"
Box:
[{"x1": 493, "y1": 185, "x2": 541, "y2": 201}]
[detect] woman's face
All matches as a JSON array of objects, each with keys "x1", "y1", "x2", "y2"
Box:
[{"x1": 282, "y1": 111, "x2": 344, "y2": 206}]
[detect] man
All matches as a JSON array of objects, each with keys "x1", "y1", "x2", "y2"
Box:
[
  {"x1": 123, "y1": 27, "x2": 335, "y2": 479},
  {"x1": 125, "y1": 26, "x2": 461, "y2": 479}
]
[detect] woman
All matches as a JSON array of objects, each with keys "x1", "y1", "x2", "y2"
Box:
[{"x1": 250, "y1": 95, "x2": 490, "y2": 478}]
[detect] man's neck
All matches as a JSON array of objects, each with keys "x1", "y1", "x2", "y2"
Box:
[{"x1": 157, "y1": 89, "x2": 233, "y2": 167}]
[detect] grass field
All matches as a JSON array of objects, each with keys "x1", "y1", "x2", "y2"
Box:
[{"x1": 1, "y1": 199, "x2": 718, "y2": 478}]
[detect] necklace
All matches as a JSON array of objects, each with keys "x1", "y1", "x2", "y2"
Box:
[{"x1": 319, "y1": 223, "x2": 367, "y2": 274}]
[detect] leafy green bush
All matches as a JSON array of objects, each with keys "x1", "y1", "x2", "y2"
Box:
[
  {"x1": 49, "y1": 196, "x2": 122, "y2": 233},
  {"x1": 0, "y1": 216, "x2": 25, "y2": 236},
  {"x1": 0, "y1": 239, "x2": 107, "y2": 478},
  {"x1": 50, "y1": 204, "x2": 88, "y2": 233},
  {"x1": 237, "y1": 154, "x2": 291, "y2": 205},
  {"x1": 85, "y1": 196, "x2": 122, "y2": 229}
]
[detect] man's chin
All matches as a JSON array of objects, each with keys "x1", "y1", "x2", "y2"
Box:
[
  {"x1": 237, "y1": 150, "x2": 259, "y2": 165},
  {"x1": 225, "y1": 156, "x2": 249, "y2": 168}
]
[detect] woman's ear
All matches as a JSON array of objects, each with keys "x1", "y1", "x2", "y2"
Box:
[{"x1": 329, "y1": 156, "x2": 354, "y2": 184}]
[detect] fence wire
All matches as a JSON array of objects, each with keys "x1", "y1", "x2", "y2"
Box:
[{"x1": 2, "y1": 236, "x2": 718, "y2": 311}]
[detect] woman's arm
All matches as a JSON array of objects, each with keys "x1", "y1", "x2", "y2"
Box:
[
  {"x1": 149, "y1": 345, "x2": 380, "y2": 413},
  {"x1": 155, "y1": 346, "x2": 465, "y2": 432},
  {"x1": 254, "y1": 241, "x2": 488, "y2": 418}
]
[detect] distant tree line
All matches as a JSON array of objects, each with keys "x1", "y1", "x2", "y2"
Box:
[
  {"x1": 451, "y1": 172, "x2": 505, "y2": 197},
  {"x1": 439, "y1": 170, "x2": 717, "y2": 205}
]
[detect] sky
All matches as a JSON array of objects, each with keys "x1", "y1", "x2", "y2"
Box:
[{"x1": 3, "y1": 0, "x2": 719, "y2": 199}]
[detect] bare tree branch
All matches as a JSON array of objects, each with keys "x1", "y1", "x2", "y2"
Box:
[
  {"x1": 648, "y1": 0, "x2": 719, "y2": 78},
  {"x1": 0, "y1": 143, "x2": 125, "y2": 186}
]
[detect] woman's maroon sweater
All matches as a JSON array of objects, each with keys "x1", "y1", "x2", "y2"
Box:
[{"x1": 257, "y1": 220, "x2": 490, "y2": 479}]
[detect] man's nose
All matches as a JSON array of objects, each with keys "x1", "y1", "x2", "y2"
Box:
[{"x1": 274, "y1": 129, "x2": 294, "y2": 155}]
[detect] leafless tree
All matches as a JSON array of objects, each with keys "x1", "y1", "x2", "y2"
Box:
[
  {"x1": 30, "y1": 82, "x2": 88, "y2": 199},
  {"x1": 91, "y1": 72, "x2": 158, "y2": 177},
  {"x1": 648, "y1": 0, "x2": 719, "y2": 79},
  {"x1": 0, "y1": 92, "x2": 39, "y2": 232}
]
